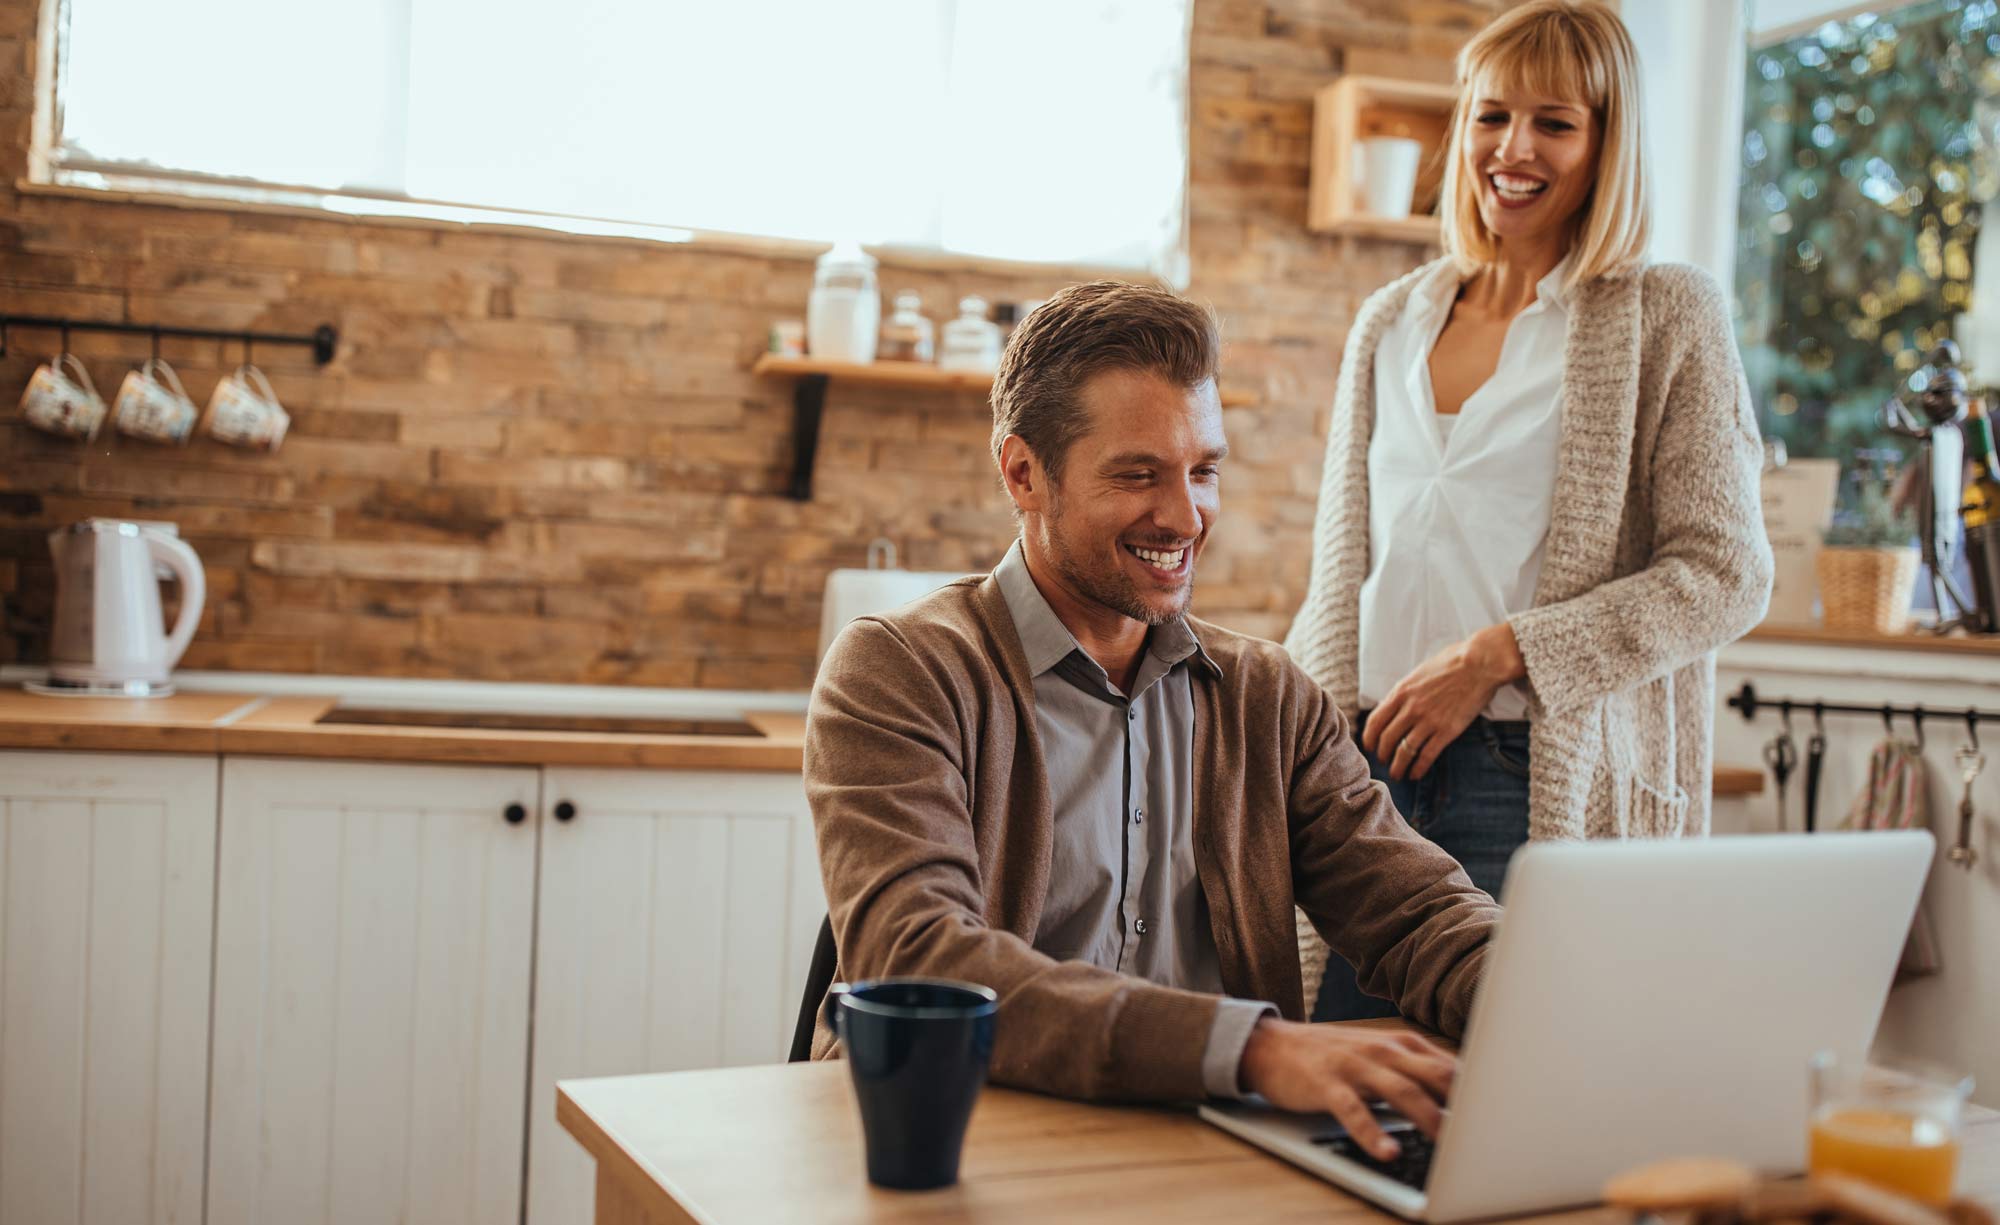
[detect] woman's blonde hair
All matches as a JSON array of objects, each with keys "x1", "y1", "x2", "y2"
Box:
[{"x1": 1439, "y1": 0, "x2": 1650, "y2": 286}]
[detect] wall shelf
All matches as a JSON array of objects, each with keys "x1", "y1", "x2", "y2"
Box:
[
  {"x1": 753, "y1": 355, "x2": 994, "y2": 395},
  {"x1": 1322, "y1": 214, "x2": 1444, "y2": 244},
  {"x1": 1308, "y1": 75, "x2": 1456, "y2": 241},
  {"x1": 752, "y1": 355, "x2": 1256, "y2": 501},
  {"x1": 1744, "y1": 623, "x2": 2000, "y2": 657}
]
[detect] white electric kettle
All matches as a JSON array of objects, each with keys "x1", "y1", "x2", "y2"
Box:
[{"x1": 39, "y1": 519, "x2": 206, "y2": 697}]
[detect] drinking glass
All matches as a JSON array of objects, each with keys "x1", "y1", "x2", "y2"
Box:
[{"x1": 1808, "y1": 1050, "x2": 1972, "y2": 1204}]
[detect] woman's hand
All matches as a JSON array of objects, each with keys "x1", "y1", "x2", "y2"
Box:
[{"x1": 1361, "y1": 623, "x2": 1527, "y2": 781}]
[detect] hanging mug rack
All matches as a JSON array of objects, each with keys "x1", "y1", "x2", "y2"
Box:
[{"x1": 0, "y1": 314, "x2": 337, "y2": 366}]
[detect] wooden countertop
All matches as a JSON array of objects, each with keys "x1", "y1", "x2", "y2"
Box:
[
  {"x1": 0, "y1": 686, "x2": 1767, "y2": 792},
  {"x1": 0, "y1": 687, "x2": 808, "y2": 770},
  {"x1": 1746, "y1": 623, "x2": 2000, "y2": 656}
]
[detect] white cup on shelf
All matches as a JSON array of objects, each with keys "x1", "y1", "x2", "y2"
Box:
[{"x1": 1359, "y1": 136, "x2": 1424, "y2": 218}]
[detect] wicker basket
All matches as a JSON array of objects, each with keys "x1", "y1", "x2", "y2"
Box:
[{"x1": 1815, "y1": 545, "x2": 1918, "y2": 634}]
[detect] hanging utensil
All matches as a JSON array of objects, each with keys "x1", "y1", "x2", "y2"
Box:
[
  {"x1": 1764, "y1": 705, "x2": 1798, "y2": 832},
  {"x1": 1950, "y1": 712, "x2": 1983, "y2": 869},
  {"x1": 1803, "y1": 703, "x2": 1828, "y2": 834}
]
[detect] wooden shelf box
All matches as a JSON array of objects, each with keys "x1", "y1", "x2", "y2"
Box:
[{"x1": 1308, "y1": 76, "x2": 1457, "y2": 242}]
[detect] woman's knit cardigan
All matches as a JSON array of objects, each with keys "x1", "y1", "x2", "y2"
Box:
[{"x1": 1286, "y1": 258, "x2": 1775, "y2": 1004}]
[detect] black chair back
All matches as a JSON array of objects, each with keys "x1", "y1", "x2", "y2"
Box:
[{"x1": 788, "y1": 914, "x2": 838, "y2": 1062}]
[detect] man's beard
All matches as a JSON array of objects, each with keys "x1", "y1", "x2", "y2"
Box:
[{"x1": 1040, "y1": 485, "x2": 1192, "y2": 627}]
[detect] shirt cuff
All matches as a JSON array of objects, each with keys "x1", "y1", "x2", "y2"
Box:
[{"x1": 1201, "y1": 999, "x2": 1279, "y2": 1099}]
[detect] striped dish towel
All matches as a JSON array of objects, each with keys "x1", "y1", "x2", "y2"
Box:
[{"x1": 1840, "y1": 737, "x2": 1941, "y2": 977}]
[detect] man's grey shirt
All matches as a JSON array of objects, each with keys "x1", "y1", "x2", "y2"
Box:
[{"x1": 994, "y1": 541, "x2": 1272, "y2": 1098}]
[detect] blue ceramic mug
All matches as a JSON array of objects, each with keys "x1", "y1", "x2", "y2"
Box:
[{"x1": 822, "y1": 977, "x2": 999, "y2": 1190}]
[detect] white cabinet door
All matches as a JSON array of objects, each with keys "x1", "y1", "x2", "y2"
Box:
[
  {"x1": 0, "y1": 750, "x2": 216, "y2": 1225},
  {"x1": 527, "y1": 768, "x2": 823, "y2": 1225},
  {"x1": 208, "y1": 757, "x2": 538, "y2": 1225}
]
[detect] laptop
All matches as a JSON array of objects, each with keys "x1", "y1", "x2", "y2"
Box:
[{"x1": 1200, "y1": 831, "x2": 1935, "y2": 1223}]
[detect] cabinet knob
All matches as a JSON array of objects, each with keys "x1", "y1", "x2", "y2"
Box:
[
  {"x1": 555, "y1": 800, "x2": 577, "y2": 823},
  {"x1": 504, "y1": 803, "x2": 527, "y2": 825}
]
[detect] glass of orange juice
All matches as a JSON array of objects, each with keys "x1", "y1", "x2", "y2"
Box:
[{"x1": 1808, "y1": 1050, "x2": 1973, "y2": 1204}]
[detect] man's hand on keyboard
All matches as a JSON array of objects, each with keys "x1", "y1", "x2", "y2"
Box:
[{"x1": 1236, "y1": 1020, "x2": 1456, "y2": 1161}]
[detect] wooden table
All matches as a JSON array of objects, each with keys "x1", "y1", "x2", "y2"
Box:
[{"x1": 558, "y1": 1058, "x2": 2000, "y2": 1224}]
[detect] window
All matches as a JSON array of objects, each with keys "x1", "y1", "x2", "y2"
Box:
[
  {"x1": 1734, "y1": 0, "x2": 1998, "y2": 465},
  {"x1": 47, "y1": 0, "x2": 1193, "y2": 276}
]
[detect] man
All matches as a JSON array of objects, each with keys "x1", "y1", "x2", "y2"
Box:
[{"x1": 806, "y1": 281, "x2": 1497, "y2": 1160}]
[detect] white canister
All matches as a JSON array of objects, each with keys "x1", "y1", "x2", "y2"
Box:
[
  {"x1": 1360, "y1": 136, "x2": 1425, "y2": 219},
  {"x1": 807, "y1": 241, "x2": 880, "y2": 364}
]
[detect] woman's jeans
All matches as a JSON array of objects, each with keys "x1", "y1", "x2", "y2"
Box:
[{"x1": 1310, "y1": 715, "x2": 1531, "y2": 1022}]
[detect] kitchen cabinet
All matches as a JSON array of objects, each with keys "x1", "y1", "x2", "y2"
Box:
[
  {"x1": 0, "y1": 750, "x2": 217, "y2": 1225},
  {"x1": 526, "y1": 767, "x2": 823, "y2": 1225},
  {"x1": 0, "y1": 745, "x2": 825, "y2": 1225},
  {"x1": 196, "y1": 756, "x2": 820, "y2": 1225},
  {"x1": 206, "y1": 758, "x2": 539, "y2": 1225}
]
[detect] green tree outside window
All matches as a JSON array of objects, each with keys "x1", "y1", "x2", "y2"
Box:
[{"x1": 1736, "y1": 0, "x2": 2000, "y2": 484}]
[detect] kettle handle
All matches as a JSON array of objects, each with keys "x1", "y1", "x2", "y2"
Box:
[{"x1": 143, "y1": 530, "x2": 206, "y2": 672}]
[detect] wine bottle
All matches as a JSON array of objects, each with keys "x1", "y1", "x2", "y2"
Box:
[{"x1": 1960, "y1": 400, "x2": 2000, "y2": 631}]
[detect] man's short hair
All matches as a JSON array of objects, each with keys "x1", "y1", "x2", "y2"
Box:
[{"x1": 988, "y1": 280, "x2": 1220, "y2": 482}]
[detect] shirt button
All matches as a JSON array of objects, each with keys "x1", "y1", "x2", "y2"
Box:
[
  {"x1": 1134, "y1": 918, "x2": 1148, "y2": 935},
  {"x1": 1133, "y1": 807, "x2": 1144, "y2": 824},
  {"x1": 1127, "y1": 708, "x2": 1136, "y2": 720}
]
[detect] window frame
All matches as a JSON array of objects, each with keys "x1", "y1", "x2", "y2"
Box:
[{"x1": 25, "y1": 0, "x2": 1194, "y2": 283}]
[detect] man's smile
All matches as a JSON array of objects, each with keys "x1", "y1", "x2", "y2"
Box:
[{"x1": 1124, "y1": 541, "x2": 1193, "y2": 581}]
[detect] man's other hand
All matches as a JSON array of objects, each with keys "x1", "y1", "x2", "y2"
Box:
[{"x1": 1236, "y1": 1019, "x2": 1457, "y2": 1160}]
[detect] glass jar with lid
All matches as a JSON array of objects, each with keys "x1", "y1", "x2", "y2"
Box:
[
  {"x1": 938, "y1": 296, "x2": 1003, "y2": 373},
  {"x1": 878, "y1": 290, "x2": 935, "y2": 363}
]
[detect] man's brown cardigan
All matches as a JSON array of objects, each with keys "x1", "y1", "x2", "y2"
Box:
[{"x1": 806, "y1": 571, "x2": 1498, "y2": 1103}]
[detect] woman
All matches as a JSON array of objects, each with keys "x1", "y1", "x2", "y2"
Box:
[{"x1": 1288, "y1": 0, "x2": 1774, "y2": 1020}]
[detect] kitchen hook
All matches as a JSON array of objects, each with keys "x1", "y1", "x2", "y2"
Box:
[{"x1": 1804, "y1": 704, "x2": 1828, "y2": 834}]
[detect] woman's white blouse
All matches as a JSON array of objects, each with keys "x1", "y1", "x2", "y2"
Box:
[{"x1": 1356, "y1": 258, "x2": 1570, "y2": 722}]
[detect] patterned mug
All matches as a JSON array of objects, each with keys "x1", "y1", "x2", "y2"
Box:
[
  {"x1": 203, "y1": 364, "x2": 290, "y2": 451},
  {"x1": 113, "y1": 358, "x2": 198, "y2": 445},
  {"x1": 20, "y1": 353, "x2": 108, "y2": 440}
]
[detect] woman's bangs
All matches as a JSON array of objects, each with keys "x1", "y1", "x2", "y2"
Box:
[{"x1": 1465, "y1": 22, "x2": 1604, "y2": 114}]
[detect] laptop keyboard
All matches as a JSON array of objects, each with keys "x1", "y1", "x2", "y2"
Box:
[{"x1": 1310, "y1": 1128, "x2": 1436, "y2": 1191}]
